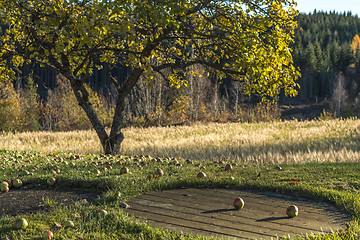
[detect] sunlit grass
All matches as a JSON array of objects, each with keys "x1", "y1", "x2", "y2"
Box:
[
  {"x1": 1, "y1": 118, "x2": 360, "y2": 239},
  {"x1": 1, "y1": 119, "x2": 360, "y2": 164},
  {"x1": 0, "y1": 150, "x2": 359, "y2": 239}
]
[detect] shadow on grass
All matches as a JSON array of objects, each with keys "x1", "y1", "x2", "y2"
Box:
[{"x1": 0, "y1": 183, "x2": 102, "y2": 218}]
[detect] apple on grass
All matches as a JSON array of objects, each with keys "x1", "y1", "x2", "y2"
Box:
[
  {"x1": 156, "y1": 168, "x2": 164, "y2": 176},
  {"x1": 12, "y1": 179, "x2": 23, "y2": 188},
  {"x1": 1, "y1": 185, "x2": 9, "y2": 193},
  {"x1": 233, "y1": 197, "x2": 245, "y2": 210},
  {"x1": 120, "y1": 167, "x2": 129, "y2": 174},
  {"x1": 13, "y1": 218, "x2": 28, "y2": 230},
  {"x1": 43, "y1": 230, "x2": 54, "y2": 240},
  {"x1": 1, "y1": 181, "x2": 9, "y2": 187},
  {"x1": 225, "y1": 164, "x2": 233, "y2": 171},
  {"x1": 47, "y1": 177, "x2": 56, "y2": 186},
  {"x1": 0, "y1": 181, "x2": 9, "y2": 190},
  {"x1": 4, "y1": 180, "x2": 12, "y2": 188},
  {"x1": 197, "y1": 171, "x2": 207, "y2": 178},
  {"x1": 286, "y1": 205, "x2": 299, "y2": 218}
]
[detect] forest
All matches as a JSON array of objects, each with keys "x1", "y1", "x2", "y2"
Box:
[{"x1": 1, "y1": 10, "x2": 360, "y2": 132}]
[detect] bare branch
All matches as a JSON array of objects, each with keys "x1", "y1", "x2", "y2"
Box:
[
  {"x1": 108, "y1": 71, "x2": 121, "y2": 91},
  {"x1": 153, "y1": 60, "x2": 247, "y2": 77}
]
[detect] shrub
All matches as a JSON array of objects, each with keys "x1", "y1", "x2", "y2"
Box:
[{"x1": 0, "y1": 79, "x2": 23, "y2": 131}]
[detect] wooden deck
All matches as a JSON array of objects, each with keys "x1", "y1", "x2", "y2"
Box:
[{"x1": 124, "y1": 188, "x2": 352, "y2": 240}]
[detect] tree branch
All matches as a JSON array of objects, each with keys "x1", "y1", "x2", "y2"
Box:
[{"x1": 153, "y1": 60, "x2": 247, "y2": 76}]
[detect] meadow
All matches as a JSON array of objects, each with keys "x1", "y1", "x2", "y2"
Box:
[
  {"x1": 1, "y1": 119, "x2": 360, "y2": 164},
  {"x1": 1, "y1": 119, "x2": 360, "y2": 239}
]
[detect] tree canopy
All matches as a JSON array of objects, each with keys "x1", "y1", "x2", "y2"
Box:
[{"x1": 0, "y1": 0, "x2": 300, "y2": 154}]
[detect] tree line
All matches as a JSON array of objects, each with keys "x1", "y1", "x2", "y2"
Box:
[{"x1": 291, "y1": 11, "x2": 360, "y2": 118}]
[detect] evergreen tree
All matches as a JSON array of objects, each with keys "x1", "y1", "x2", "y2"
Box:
[{"x1": 21, "y1": 76, "x2": 41, "y2": 131}]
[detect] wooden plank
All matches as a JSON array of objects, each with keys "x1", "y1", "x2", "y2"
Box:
[
  {"x1": 127, "y1": 208, "x2": 270, "y2": 239},
  {"x1": 139, "y1": 190, "x2": 345, "y2": 232},
  {"x1": 126, "y1": 198, "x2": 294, "y2": 239}
]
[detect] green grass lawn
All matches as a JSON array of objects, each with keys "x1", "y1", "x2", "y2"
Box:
[{"x1": 0, "y1": 149, "x2": 360, "y2": 239}]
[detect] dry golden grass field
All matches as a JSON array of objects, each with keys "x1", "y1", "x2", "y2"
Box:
[{"x1": 1, "y1": 119, "x2": 360, "y2": 164}]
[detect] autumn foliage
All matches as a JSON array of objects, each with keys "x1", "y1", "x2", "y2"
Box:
[{"x1": 0, "y1": 0, "x2": 299, "y2": 153}]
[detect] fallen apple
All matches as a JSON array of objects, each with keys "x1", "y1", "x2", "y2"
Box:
[
  {"x1": 0, "y1": 181, "x2": 9, "y2": 188},
  {"x1": 286, "y1": 205, "x2": 299, "y2": 218},
  {"x1": 47, "y1": 177, "x2": 56, "y2": 186},
  {"x1": 225, "y1": 164, "x2": 233, "y2": 171},
  {"x1": 4, "y1": 180, "x2": 12, "y2": 188},
  {"x1": 233, "y1": 197, "x2": 245, "y2": 210},
  {"x1": 13, "y1": 218, "x2": 28, "y2": 230},
  {"x1": 1, "y1": 185, "x2": 9, "y2": 193},
  {"x1": 42, "y1": 230, "x2": 54, "y2": 240},
  {"x1": 120, "y1": 167, "x2": 129, "y2": 174},
  {"x1": 12, "y1": 179, "x2": 23, "y2": 188},
  {"x1": 197, "y1": 171, "x2": 207, "y2": 178},
  {"x1": 156, "y1": 168, "x2": 164, "y2": 176},
  {"x1": 64, "y1": 220, "x2": 74, "y2": 228}
]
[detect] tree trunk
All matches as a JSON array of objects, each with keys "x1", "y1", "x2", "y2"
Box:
[
  {"x1": 106, "y1": 67, "x2": 144, "y2": 154},
  {"x1": 106, "y1": 95, "x2": 126, "y2": 154},
  {"x1": 69, "y1": 67, "x2": 143, "y2": 155},
  {"x1": 70, "y1": 78, "x2": 111, "y2": 152}
]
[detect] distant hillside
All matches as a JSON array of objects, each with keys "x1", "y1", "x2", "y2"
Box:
[{"x1": 290, "y1": 11, "x2": 360, "y2": 103}]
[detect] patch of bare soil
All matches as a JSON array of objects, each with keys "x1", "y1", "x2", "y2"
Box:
[{"x1": 0, "y1": 186, "x2": 99, "y2": 217}]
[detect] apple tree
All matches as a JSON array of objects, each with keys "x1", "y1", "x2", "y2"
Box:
[{"x1": 0, "y1": 0, "x2": 300, "y2": 154}]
